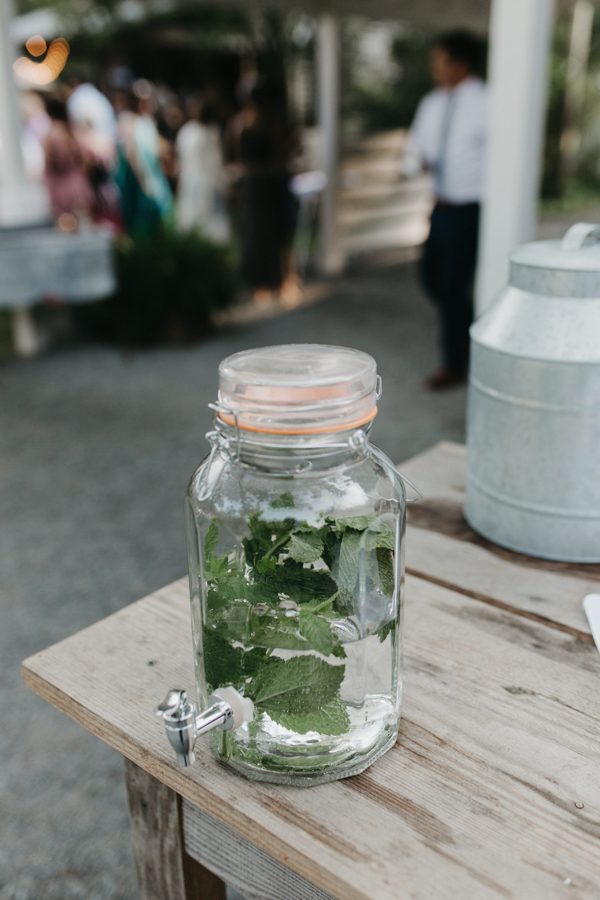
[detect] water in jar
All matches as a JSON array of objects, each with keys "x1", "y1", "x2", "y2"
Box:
[{"x1": 193, "y1": 501, "x2": 402, "y2": 784}]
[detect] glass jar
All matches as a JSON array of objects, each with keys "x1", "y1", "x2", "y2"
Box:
[{"x1": 186, "y1": 344, "x2": 406, "y2": 785}]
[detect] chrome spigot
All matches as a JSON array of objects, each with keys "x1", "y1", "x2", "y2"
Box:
[{"x1": 156, "y1": 686, "x2": 253, "y2": 767}]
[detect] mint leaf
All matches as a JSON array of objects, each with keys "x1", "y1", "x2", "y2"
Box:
[
  {"x1": 270, "y1": 697, "x2": 350, "y2": 735},
  {"x1": 203, "y1": 521, "x2": 230, "y2": 582},
  {"x1": 203, "y1": 630, "x2": 267, "y2": 689},
  {"x1": 255, "y1": 560, "x2": 337, "y2": 604},
  {"x1": 330, "y1": 519, "x2": 396, "y2": 600},
  {"x1": 209, "y1": 595, "x2": 267, "y2": 642},
  {"x1": 286, "y1": 532, "x2": 324, "y2": 563},
  {"x1": 298, "y1": 609, "x2": 345, "y2": 658},
  {"x1": 364, "y1": 523, "x2": 395, "y2": 552},
  {"x1": 250, "y1": 655, "x2": 344, "y2": 713},
  {"x1": 272, "y1": 491, "x2": 295, "y2": 509},
  {"x1": 243, "y1": 514, "x2": 294, "y2": 567},
  {"x1": 376, "y1": 547, "x2": 395, "y2": 595},
  {"x1": 240, "y1": 647, "x2": 267, "y2": 677},
  {"x1": 303, "y1": 597, "x2": 335, "y2": 615},
  {"x1": 217, "y1": 598, "x2": 252, "y2": 642},
  {"x1": 203, "y1": 630, "x2": 242, "y2": 688},
  {"x1": 378, "y1": 619, "x2": 395, "y2": 643},
  {"x1": 334, "y1": 587, "x2": 355, "y2": 615},
  {"x1": 335, "y1": 529, "x2": 361, "y2": 593},
  {"x1": 321, "y1": 527, "x2": 342, "y2": 569},
  {"x1": 207, "y1": 555, "x2": 229, "y2": 581},
  {"x1": 334, "y1": 515, "x2": 371, "y2": 532},
  {"x1": 204, "y1": 521, "x2": 219, "y2": 560},
  {"x1": 250, "y1": 618, "x2": 309, "y2": 650},
  {"x1": 206, "y1": 568, "x2": 248, "y2": 611},
  {"x1": 255, "y1": 556, "x2": 277, "y2": 575},
  {"x1": 332, "y1": 516, "x2": 395, "y2": 550}
]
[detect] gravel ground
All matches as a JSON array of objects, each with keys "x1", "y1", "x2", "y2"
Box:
[{"x1": 0, "y1": 257, "x2": 466, "y2": 900}]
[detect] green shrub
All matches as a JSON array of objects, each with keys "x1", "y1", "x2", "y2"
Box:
[
  {"x1": 84, "y1": 228, "x2": 237, "y2": 346},
  {"x1": 342, "y1": 28, "x2": 433, "y2": 134}
]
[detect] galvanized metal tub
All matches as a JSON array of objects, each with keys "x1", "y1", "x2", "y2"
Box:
[{"x1": 465, "y1": 223, "x2": 600, "y2": 562}]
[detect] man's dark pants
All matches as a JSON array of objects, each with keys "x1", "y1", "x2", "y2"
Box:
[{"x1": 419, "y1": 202, "x2": 480, "y2": 374}]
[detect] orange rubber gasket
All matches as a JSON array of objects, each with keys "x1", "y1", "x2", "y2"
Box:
[{"x1": 218, "y1": 406, "x2": 378, "y2": 435}]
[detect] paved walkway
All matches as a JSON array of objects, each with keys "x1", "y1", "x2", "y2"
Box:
[{"x1": 0, "y1": 254, "x2": 466, "y2": 900}]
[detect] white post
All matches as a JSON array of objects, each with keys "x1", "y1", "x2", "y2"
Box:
[
  {"x1": 475, "y1": 0, "x2": 556, "y2": 313},
  {"x1": 0, "y1": 0, "x2": 26, "y2": 213},
  {"x1": 316, "y1": 13, "x2": 344, "y2": 275},
  {"x1": 0, "y1": 0, "x2": 49, "y2": 227},
  {"x1": 0, "y1": 0, "x2": 49, "y2": 356},
  {"x1": 562, "y1": 0, "x2": 595, "y2": 180}
]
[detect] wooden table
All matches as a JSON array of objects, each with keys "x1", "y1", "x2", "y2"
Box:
[{"x1": 22, "y1": 442, "x2": 600, "y2": 900}]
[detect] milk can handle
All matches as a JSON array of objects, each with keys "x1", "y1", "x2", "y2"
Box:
[{"x1": 561, "y1": 222, "x2": 600, "y2": 251}]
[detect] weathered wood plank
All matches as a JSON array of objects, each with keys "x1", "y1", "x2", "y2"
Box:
[
  {"x1": 124, "y1": 757, "x2": 226, "y2": 900},
  {"x1": 21, "y1": 574, "x2": 600, "y2": 900},
  {"x1": 182, "y1": 801, "x2": 333, "y2": 900},
  {"x1": 399, "y1": 440, "x2": 468, "y2": 509},
  {"x1": 400, "y1": 442, "x2": 600, "y2": 635}
]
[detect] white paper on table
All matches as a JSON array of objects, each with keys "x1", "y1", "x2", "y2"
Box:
[{"x1": 583, "y1": 594, "x2": 600, "y2": 655}]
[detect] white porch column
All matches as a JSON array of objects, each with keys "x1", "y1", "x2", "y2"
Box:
[
  {"x1": 0, "y1": 0, "x2": 48, "y2": 227},
  {"x1": 562, "y1": 0, "x2": 595, "y2": 181},
  {"x1": 475, "y1": 0, "x2": 556, "y2": 313},
  {"x1": 0, "y1": 0, "x2": 50, "y2": 356},
  {"x1": 316, "y1": 13, "x2": 344, "y2": 275},
  {"x1": 0, "y1": 0, "x2": 24, "y2": 184}
]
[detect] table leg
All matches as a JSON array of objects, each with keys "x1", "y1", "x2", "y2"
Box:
[
  {"x1": 12, "y1": 307, "x2": 43, "y2": 357},
  {"x1": 124, "y1": 758, "x2": 226, "y2": 900}
]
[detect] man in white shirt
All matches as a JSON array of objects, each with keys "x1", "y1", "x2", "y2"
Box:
[{"x1": 406, "y1": 31, "x2": 487, "y2": 389}]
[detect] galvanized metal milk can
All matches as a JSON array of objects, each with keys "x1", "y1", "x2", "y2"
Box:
[{"x1": 465, "y1": 222, "x2": 600, "y2": 562}]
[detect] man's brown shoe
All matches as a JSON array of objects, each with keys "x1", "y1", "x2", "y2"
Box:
[{"x1": 425, "y1": 367, "x2": 467, "y2": 391}]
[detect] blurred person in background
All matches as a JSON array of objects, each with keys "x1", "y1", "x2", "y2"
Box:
[
  {"x1": 69, "y1": 91, "x2": 121, "y2": 231},
  {"x1": 225, "y1": 79, "x2": 300, "y2": 303},
  {"x1": 67, "y1": 72, "x2": 117, "y2": 149},
  {"x1": 43, "y1": 97, "x2": 95, "y2": 222},
  {"x1": 405, "y1": 30, "x2": 487, "y2": 390},
  {"x1": 21, "y1": 91, "x2": 51, "y2": 183},
  {"x1": 114, "y1": 79, "x2": 173, "y2": 238},
  {"x1": 176, "y1": 95, "x2": 229, "y2": 242},
  {"x1": 158, "y1": 99, "x2": 184, "y2": 195},
  {"x1": 74, "y1": 115, "x2": 122, "y2": 231}
]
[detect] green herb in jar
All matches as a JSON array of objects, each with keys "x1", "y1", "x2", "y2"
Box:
[{"x1": 200, "y1": 499, "x2": 396, "y2": 736}]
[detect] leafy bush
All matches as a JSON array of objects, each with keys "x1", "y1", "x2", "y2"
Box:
[
  {"x1": 342, "y1": 28, "x2": 433, "y2": 133},
  {"x1": 83, "y1": 228, "x2": 236, "y2": 346}
]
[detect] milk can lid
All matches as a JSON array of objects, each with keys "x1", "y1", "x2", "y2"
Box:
[
  {"x1": 510, "y1": 223, "x2": 600, "y2": 297},
  {"x1": 217, "y1": 344, "x2": 379, "y2": 434}
]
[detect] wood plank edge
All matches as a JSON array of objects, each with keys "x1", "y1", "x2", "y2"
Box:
[
  {"x1": 407, "y1": 567, "x2": 593, "y2": 644},
  {"x1": 20, "y1": 662, "x2": 362, "y2": 900}
]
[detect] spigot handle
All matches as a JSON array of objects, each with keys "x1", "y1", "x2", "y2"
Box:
[
  {"x1": 156, "y1": 689, "x2": 189, "y2": 718},
  {"x1": 156, "y1": 688, "x2": 197, "y2": 767}
]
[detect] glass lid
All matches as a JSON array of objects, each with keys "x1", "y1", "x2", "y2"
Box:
[{"x1": 217, "y1": 344, "x2": 379, "y2": 434}]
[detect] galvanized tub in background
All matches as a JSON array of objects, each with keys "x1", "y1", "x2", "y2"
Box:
[{"x1": 465, "y1": 223, "x2": 600, "y2": 562}]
